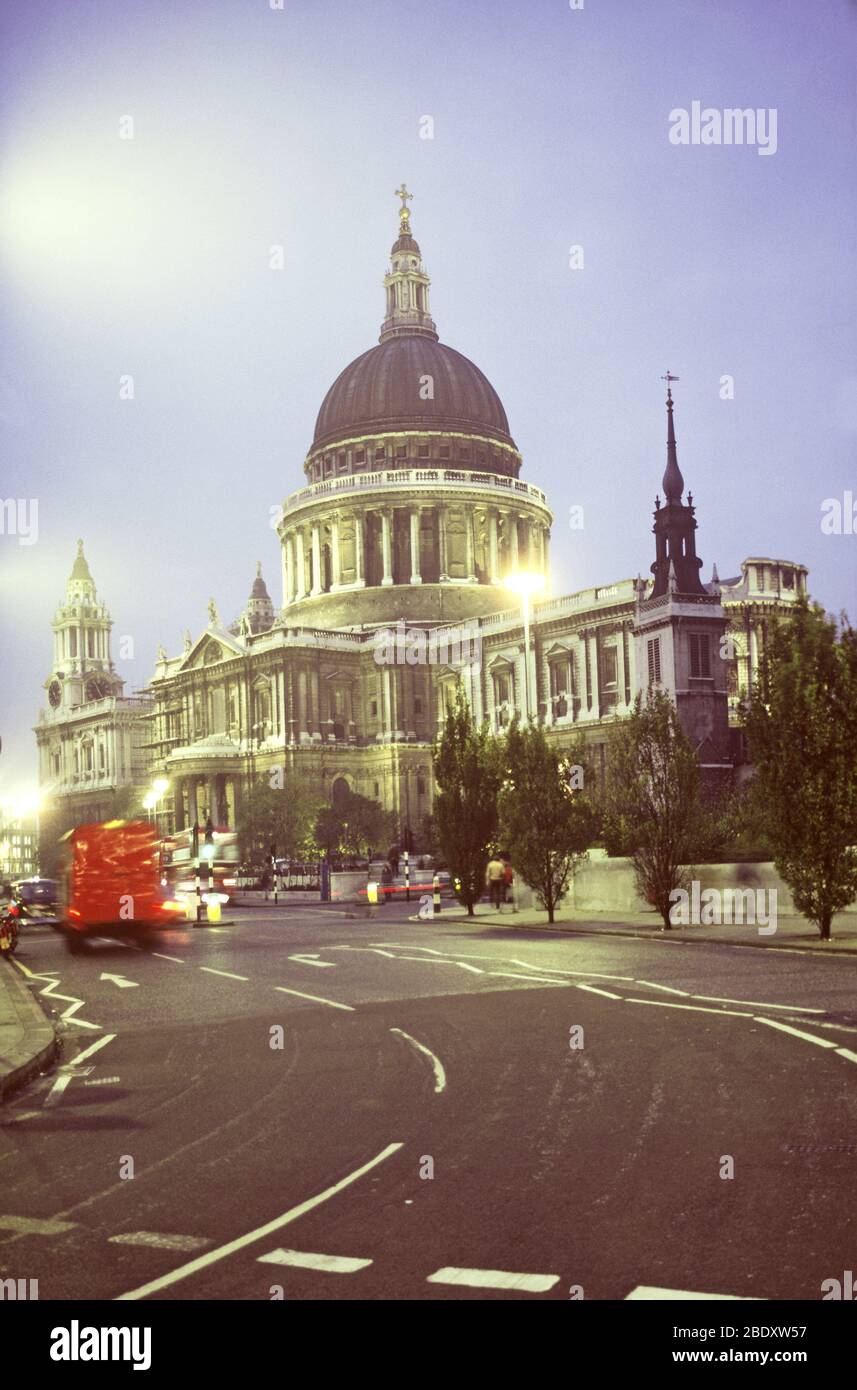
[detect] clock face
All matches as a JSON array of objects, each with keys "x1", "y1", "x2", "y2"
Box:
[
  {"x1": 85, "y1": 675, "x2": 112, "y2": 702},
  {"x1": 48, "y1": 679, "x2": 61, "y2": 708}
]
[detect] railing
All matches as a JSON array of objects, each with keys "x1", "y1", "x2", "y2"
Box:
[{"x1": 282, "y1": 468, "x2": 549, "y2": 515}]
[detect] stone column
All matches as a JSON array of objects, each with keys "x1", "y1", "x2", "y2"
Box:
[
  {"x1": 615, "y1": 626, "x2": 627, "y2": 710},
  {"x1": 589, "y1": 630, "x2": 600, "y2": 717},
  {"x1": 542, "y1": 525, "x2": 550, "y2": 582},
  {"x1": 310, "y1": 524, "x2": 323, "y2": 596},
  {"x1": 409, "y1": 508, "x2": 422, "y2": 584},
  {"x1": 331, "y1": 513, "x2": 341, "y2": 589},
  {"x1": 381, "y1": 509, "x2": 394, "y2": 586},
  {"x1": 311, "y1": 667, "x2": 321, "y2": 741},
  {"x1": 438, "y1": 505, "x2": 449, "y2": 580},
  {"x1": 294, "y1": 530, "x2": 307, "y2": 601},
  {"x1": 298, "y1": 668, "x2": 309, "y2": 742},
  {"x1": 488, "y1": 510, "x2": 500, "y2": 583},
  {"x1": 187, "y1": 779, "x2": 198, "y2": 828},
  {"x1": 354, "y1": 511, "x2": 366, "y2": 587},
  {"x1": 749, "y1": 623, "x2": 760, "y2": 687},
  {"x1": 284, "y1": 535, "x2": 294, "y2": 606},
  {"x1": 508, "y1": 512, "x2": 519, "y2": 573},
  {"x1": 465, "y1": 509, "x2": 476, "y2": 581}
]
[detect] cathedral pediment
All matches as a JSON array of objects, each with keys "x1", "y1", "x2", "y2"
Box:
[{"x1": 178, "y1": 628, "x2": 245, "y2": 672}]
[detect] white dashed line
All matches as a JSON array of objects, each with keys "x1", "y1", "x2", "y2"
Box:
[
  {"x1": 625, "y1": 998, "x2": 752, "y2": 1017},
  {"x1": 835, "y1": 1048, "x2": 857, "y2": 1065},
  {"x1": 427, "y1": 1266, "x2": 559, "y2": 1293},
  {"x1": 691, "y1": 994, "x2": 824, "y2": 1013},
  {"x1": 152, "y1": 953, "x2": 185, "y2": 963},
  {"x1": 257, "y1": 1248, "x2": 372, "y2": 1273},
  {"x1": 116, "y1": 1141, "x2": 403, "y2": 1300},
  {"x1": 274, "y1": 986, "x2": 354, "y2": 1011},
  {"x1": 0, "y1": 1214, "x2": 77, "y2": 1236},
  {"x1": 390, "y1": 1028, "x2": 447, "y2": 1093},
  {"x1": 754, "y1": 1017, "x2": 838, "y2": 1048},
  {"x1": 626, "y1": 1285, "x2": 763, "y2": 1300},
  {"x1": 69, "y1": 1033, "x2": 116, "y2": 1067},
  {"x1": 199, "y1": 967, "x2": 249, "y2": 981},
  {"x1": 575, "y1": 983, "x2": 624, "y2": 1001},
  {"x1": 43, "y1": 1074, "x2": 73, "y2": 1108},
  {"x1": 110, "y1": 1232, "x2": 212, "y2": 1252},
  {"x1": 289, "y1": 955, "x2": 337, "y2": 968},
  {"x1": 633, "y1": 980, "x2": 690, "y2": 996}
]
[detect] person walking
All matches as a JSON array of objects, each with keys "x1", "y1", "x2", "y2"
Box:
[
  {"x1": 485, "y1": 854, "x2": 505, "y2": 911},
  {"x1": 501, "y1": 853, "x2": 515, "y2": 909}
]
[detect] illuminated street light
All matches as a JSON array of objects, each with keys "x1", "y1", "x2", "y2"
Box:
[
  {"x1": 152, "y1": 777, "x2": 169, "y2": 796},
  {"x1": 505, "y1": 571, "x2": 546, "y2": 722}
]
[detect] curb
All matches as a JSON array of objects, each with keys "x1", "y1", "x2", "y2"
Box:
[
  {"x1": 442, "y1": 914, "x2": 857, "y2": 957},
  {"x1": 0, "y1": 961, "x2": 61, "y2": 1104}
]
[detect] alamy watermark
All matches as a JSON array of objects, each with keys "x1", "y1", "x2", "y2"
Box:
[
  {"x1": 669, "y1": 881, "x2": 777, "y2": 935},
  {"x1": 669, "y1": 102, "x2": 777, "y2": 156},
  {"x1": 373, "y1": 621, "x2": 481, "y2": 670},
  {"x1": 0, "y1": 497, "x2": 38, "y2": 545}
]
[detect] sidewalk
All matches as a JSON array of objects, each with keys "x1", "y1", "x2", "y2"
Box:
[
  {"x1": 0, "y1": 960, "x2": 60, "y2": 1102},
  {"x1": 438, "y1": 904, "x2": 857, "y2": 955}
]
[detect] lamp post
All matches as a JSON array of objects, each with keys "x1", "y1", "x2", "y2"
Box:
[{"x1": 505, "y1": 572, "x2": 546, "y2": 722}]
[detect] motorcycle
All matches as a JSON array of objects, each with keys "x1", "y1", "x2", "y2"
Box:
[{"x1": 0, "y1": 902, "x2": 21, "y2": 957}]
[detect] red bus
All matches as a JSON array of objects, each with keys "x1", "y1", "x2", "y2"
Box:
[
  {"x1": 58, "y1": 820, "x2": 186, "y2": 949},
  {"x1": 159, "y1": 826, "x2": 240, "y2": 904}
]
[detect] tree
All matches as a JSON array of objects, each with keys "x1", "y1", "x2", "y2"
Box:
[
  {"x1": 313, "y1": 789, "x2": 397, "y2": 862},
  {"x1": 432, "y1": 685, "x2": 503, "y2": 915},
  {"x1": 237, "y1": 776, "x2": 320, "y2": 869},
  {"x1": 604, "y1": 688, "x2": 702, "y2": 928},
  {"x1": 744, "y1": 599, "x2": 857, "y2": 939},
  {"x1": 498, "y1": 721, "x2": 598, "y2": 923}
]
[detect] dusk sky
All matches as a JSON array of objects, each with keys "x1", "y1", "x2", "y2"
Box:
[{"x1": 1, "y1": 0, "x2": 855, "y2": 792}]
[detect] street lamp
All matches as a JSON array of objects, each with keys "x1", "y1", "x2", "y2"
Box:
[{"x1": 505, "y1": 571, "x2": 546, "y2": 722}]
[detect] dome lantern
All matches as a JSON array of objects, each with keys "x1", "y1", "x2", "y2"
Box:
[{"x1": 379, "y1": 186, "x2": 438, "y2": 344}]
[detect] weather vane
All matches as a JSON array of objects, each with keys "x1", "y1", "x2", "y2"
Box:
[{"x1": 661, "y1": 370, "x2": 680, "y2": 398}]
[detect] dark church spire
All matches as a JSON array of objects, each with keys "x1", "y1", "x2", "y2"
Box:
[
  {"x1": 649, "y1": 376, "x2": 706, "y2": 598},
  {"x1": 662, "y1": 373, "x2": 685, "y2": 503}
]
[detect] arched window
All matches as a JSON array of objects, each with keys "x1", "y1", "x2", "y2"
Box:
[{"x1": 332, "y1": 776, "x2": 351, "y2": 808}]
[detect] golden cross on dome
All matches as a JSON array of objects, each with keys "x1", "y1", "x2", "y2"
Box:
[{"x1": 394, "y1": 183, "x2": 413, "y2": 214}]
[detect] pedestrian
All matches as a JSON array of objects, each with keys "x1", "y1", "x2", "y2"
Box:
[
  {"x1": 501, "y1": 853, "x2": 514, "y2": 908},
  {"x1": 485, "y1": 854, "x2": 505, "y2": 911},
  {"x1": 388, "y1": 844, "x2": 400, "y2": 878}
]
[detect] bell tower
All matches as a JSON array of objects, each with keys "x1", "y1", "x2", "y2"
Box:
[
  {"x1": 634, "y1": 379, "x2": 732, "y2": 774},
  {"x1": 46, "y1": 540, "x2": 121, "y2": 711}
]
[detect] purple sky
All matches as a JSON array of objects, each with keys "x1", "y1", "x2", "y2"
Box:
[{"x1": 1, "y1": 0, "x2": 855, "y2": 790}]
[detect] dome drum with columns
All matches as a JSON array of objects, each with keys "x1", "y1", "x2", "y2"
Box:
[{"x1": 277, "y1": 191, "x2": 552, "y2": 628}]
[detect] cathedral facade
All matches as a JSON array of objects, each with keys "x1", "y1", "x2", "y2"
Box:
[{"x1": 37, "y1": 195, "x2": 809, "y2": 847}]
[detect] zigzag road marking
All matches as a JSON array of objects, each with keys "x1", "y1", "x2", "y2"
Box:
[{"x1": 13, "y1": 960, "x2": 101, "y2": 1030}]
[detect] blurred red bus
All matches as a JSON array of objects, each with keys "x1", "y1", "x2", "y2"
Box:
[
  {"x1": 159, "y1": 826, "x2": 239, "y2": 904},
  {"x1": 58, "y1": 820, "x2": 186, "y2": 949}
]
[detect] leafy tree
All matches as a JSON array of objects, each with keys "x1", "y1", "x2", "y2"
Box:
[
  {"x1": 313, "y1": 789, "x2": 397, "y2": 862},
  {"x1": 432, "y1": 685, "x2": 503, "y2": 915},
  {"x1": 498, "y1": 721, "x2": 598, "y2": 923},
  {"x1": 237, "y1": 776, "x2": 321, "y2": 869},
  {"x1": 744, "y1": 599, "x2": 857, "y2": 939},
  {"x1": 604, "y1": 688, "x2": 702, "y2": 928}
]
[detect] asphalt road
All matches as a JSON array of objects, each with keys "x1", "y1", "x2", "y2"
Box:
[{"x1": 1, "y1": 903, "x2": 856, "y2": 1301}]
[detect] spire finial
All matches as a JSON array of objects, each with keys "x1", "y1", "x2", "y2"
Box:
[
  {"x1": 394, "y1": 182, "x2": 413, "y2": 217},
  {"x1": 661, "y1": 372, "x2": 685, "y2": 504},
  {"x1": 256, "y1": 560, "x2": 262, "y2": 577}
]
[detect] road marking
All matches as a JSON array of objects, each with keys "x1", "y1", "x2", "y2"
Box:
[
  {"x1": 152, "y1": 953, "x2": 185, "y2": 963},
  {"x1": 575, "y1": 983, "x2": 623, "y2": 1001},
  {"x1": 257, "y1": 1248, "x2": 372, "y2": 1273},
  {"x1": 69, "y1": 1033, "x2": 116, "y2": 1067},
  {"x1": 754, "y1": 1017, "x2": 838, "y2": 1048},
  {"x1": 390, "y1": 1028, "x2": 447, "y2": 1093},
  {"x1": 508, "y1": 959, "x2": 636, "y2": 982},
  {"x1": 109, "y1": 1232, "x2": 212, "y2": 1252},
  {"x1": 835, "y1": 1048, "x2": 857, "y2": 1064},
  {"x1": 115, "y1": 1141, "x2": 403, "y2": 1300},
  {"x1": 331, "y1": 945, "x2": 397, "y2": 958},
  {"x1": 626, "y1": 1285, "x2": 762, "y2": 1300},
  {"x1": 200, "y1": 967, "x2": 249, "y2": 981},
  {"x1": 289, "y1": 954, "x2": 337, "y2": 968},
  {"x1": 275, "y1": 986, "x2": 354, "y2": 1011},
  {"x1": 43, "y1": 1074, "x2": 74, "y2": 1108},
  {"x1": 99, "y1": 972, "x2": 139, "y2": 989},
  {"x1": 0, "y1": 1214, "x2": 77, "y2": 1236},
  {"x1": 487, "y1": 971, "x2": 567, "y2": 986},
  {"x1": 626, "y1": 998, "x2": 752, "y2": 1017},
  {"x1": 385, "y1": 954, "x2": 484, "y2": 975},
  {"x1": 692, "y1": 994, "x2": 823, "y2": 1013},
  {"x1": 12, "y1": 962, "x2": 101, "y2": 1030},
  {"x1": 427, "y1": 1266, "x2": 559, "y2": 1293},
  {"x1": 83, "y1": 1076, "x2": 121, "y2": 1087},
  {"x1": 633, "y1": 980, "x2": 690, "y2": 996}
]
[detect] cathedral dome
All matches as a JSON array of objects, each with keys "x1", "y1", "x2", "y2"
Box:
[{"x1": 312, "y1": 337, "x2": 514, "y2": 451}]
